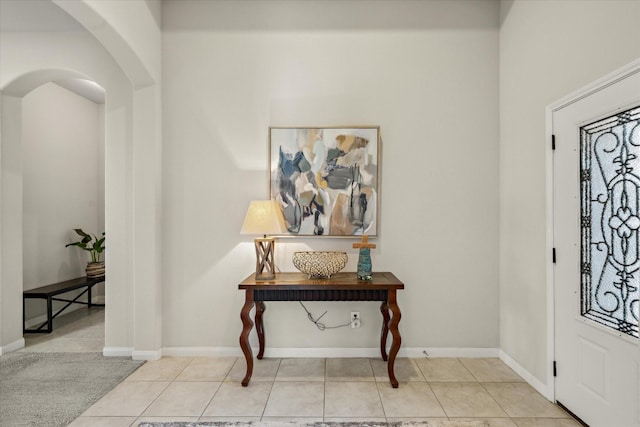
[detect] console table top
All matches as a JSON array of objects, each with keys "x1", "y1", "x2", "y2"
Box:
[{"x1": 239, "y1": 271, "x2": 404, "y2": 289}]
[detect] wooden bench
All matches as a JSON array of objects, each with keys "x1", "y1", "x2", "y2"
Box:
[{"x1": 23, "y1": 276, "x2": 105, "y2": 333}]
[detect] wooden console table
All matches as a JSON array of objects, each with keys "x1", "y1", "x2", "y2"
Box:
[{"x1": 238, "y1": 272, "x2": 404, "y2": 387}]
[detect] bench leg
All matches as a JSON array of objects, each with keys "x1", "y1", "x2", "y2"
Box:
[
  {"x1": 23, "y1": 297, "x2": 50, "y2": 333},
  {"x1": 47, "y1": 297, "x2": 53, "y2": 333}
]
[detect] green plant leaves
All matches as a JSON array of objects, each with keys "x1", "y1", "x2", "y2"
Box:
[
  {"x1": 65, "y1": 229, "x2": 106, "y2": 262},
  {"x1": 65, "y1": 241, "x2": 87, "y2": 249}
]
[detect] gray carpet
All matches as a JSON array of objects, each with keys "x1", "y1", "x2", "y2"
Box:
[
  {"x1": 138, "y1": 422, "x2": 488, "y2": 427},
  {"x1": 0, "y1": 351, "x2": 144, "y2": 427}
]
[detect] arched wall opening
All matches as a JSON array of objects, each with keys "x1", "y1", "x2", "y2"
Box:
[
  {"x1": 1, "y1": 60, "x2": 133, "y2": 355},
  {"x1": 1, "y1": 1, "x2": 162, "y2": 359}
]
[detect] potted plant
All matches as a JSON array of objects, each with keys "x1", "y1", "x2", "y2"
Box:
[{"x1": 65, "y1": 229, "x2": 105, "y2": 278}]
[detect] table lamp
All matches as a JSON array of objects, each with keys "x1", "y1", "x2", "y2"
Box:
[{"x1": 241, "y1": 200, "x2": 287, "y2": 280}]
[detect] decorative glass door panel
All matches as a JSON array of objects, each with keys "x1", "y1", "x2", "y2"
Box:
[{"x1": 581, "y1": 105, "x2": 640, "y2": 338}]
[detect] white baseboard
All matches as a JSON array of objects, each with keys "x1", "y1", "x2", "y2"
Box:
[
  {"x1": 162, "y1": 347, "x2": 244, "y2": 357},
  {"x1": 103, "y1": 347, "x2": 134, "y2": 357},
  {"x1": 499, "y1": 349, "x2": 553, "y2": 400},
  {"x1": 132, "y1": 349, "x2": 162, "y2": 361},
  {"x1": 416, "y1": 347, "x2": 500, "y2": 358},
  {"x1": 104, "y1": 347, "x2": 162, "y2": 361},
  {"x1": 161, "y1": 346, "x2": 499, "y2": 359},
  {"x1": 0, "y1": 338, "x2": 25, "y2": 355}
]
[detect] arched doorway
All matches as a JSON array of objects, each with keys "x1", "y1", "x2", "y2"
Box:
[
  {"x1": 21, "y1": 78, "x2": 106, "y2": 349},
  {"x1": 1, "y1": 69, "x2": 109, "y2": 353},
  {"x1": 0, "y1": 0, "x2": 162, "y2": 359}
]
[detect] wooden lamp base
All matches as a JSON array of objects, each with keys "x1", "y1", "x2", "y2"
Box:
[{"x1": 254, "y1": 237, "x2": 276, "y2": 280}]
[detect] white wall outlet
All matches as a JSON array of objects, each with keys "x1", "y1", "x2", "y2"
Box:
[{"x1": 351, "y1": 311, "x2": 361, "y2": 328}]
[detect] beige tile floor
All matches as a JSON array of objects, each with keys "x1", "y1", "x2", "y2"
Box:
[{"x1": 23, "y1": 308, "x2": 581, "y2": 427}]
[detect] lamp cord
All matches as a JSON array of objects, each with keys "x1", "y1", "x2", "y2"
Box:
[
  {"x1": 276, "y1": 265, "x2": 355, "y2": 330},
  {"x1": 298, "y1": 301, "x2": 356, "y2": 331}
]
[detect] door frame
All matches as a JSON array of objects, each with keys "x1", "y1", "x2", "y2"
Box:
[{"x1": 545, "y1": 58, "x2": 640, "y2": 402}]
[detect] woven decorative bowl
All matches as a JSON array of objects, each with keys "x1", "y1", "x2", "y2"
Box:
[{"x1": 292, "y1": 251, "x2": 348, "y2": 279}]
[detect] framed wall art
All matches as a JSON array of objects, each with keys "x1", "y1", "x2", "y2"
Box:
[{"x1": 269, "y1": 126, "x2": 380, "y2": 237}]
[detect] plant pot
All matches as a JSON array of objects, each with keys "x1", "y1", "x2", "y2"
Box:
[{"x1": 86, "y1": 261, "x2": 105, "y2": 278}]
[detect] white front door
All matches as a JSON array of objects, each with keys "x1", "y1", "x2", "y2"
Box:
[{"x1": 554, "y1": 65, "x2": 640, "y2": 427}]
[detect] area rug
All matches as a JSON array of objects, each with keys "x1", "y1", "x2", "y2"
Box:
[
  {"x1": 0, "y1": 351, "x2": 144, "y2": 427},
  {"x1": 138, "y1": 421, "x2": 487, "y2": 427}
]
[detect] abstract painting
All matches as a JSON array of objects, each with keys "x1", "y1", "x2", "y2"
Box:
[{"x1": 269, "y1": 126, "x2": 380, "y2": 237}]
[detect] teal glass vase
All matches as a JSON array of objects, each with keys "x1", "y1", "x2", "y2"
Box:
[{"x1": 357, "y1": 248, "x2": 372, "y2": 280}]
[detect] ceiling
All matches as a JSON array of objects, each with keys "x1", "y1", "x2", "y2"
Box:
[{"x1": 0, "y1": 0, "x2": 106, "y2": 103}]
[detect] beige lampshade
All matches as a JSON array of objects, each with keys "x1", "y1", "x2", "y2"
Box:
[{"x1": 240, "y1": 200, "x2": 287, "y2": 236}]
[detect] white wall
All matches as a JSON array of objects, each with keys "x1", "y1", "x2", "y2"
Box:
[
  {"x1": 22, "y1": 82, "x2": 103, "y2": 289},
  {"x1": 499, "y1": 0, "x2": 640, "y2": 385},
  {"x1": 162, "y1": 0, "x2": 500, "y2": 352},
  {"x1": 98, "y1": 104, "x2": 105, "y2": 233},
  {"x1": 1, "y1": 94, "x2": 24, "y2": 352}
]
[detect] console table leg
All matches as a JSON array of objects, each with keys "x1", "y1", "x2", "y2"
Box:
[
  {"x1": 255, "y1": 301, "x2": 266, "y2": 359},
  {"x1": 387, "y1": 290, "x2": 402, "y2": 388},
  {"x1": 380, "y1": 301, "x2": 390, "y2": 361},
  {"x1": 240, "y1": 290, "x2": 255, "y2": 386}
]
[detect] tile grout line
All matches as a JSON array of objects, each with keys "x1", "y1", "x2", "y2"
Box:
[
  {"x1": 323, "y1": 357, "x2": 327, "y2": 421},
  {"x1": 259, "y1": 380, "x2": 277, "y2": 421},
  {"x1": 135, "y1": 357, "x2": 196, "y2": 421},
  {"x1": 259, "y1": 358, "x2": 281, "y2": 421},
  {"x1": 478, "y1": 381, "x2": 521, "y2": 424},
  {"x1": 424, "y1": 379, "x2": 451, "y2": 421},
  {"x1": 371, "y1": 359, "x2": 389, "y2": 422},
  {"x1": 195, "y1": 358, "x2": 232, "y2": 421},
  {"x1": 457, "y1": 357, "x2": 481, "y2": 382},
  {"x1": 461, "y1": 358, "x2": 510, "y2": 422},
  {"x1": 412, "y1": 357, "x2": 429, "y2": 382},
  {"x1": 134, "y1": 378, "x2": 172, "y2": 420}
]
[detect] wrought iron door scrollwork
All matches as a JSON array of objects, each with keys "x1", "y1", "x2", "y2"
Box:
[{"x1": 581, "y1": 106, "x2": 640, "y2": 338}]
